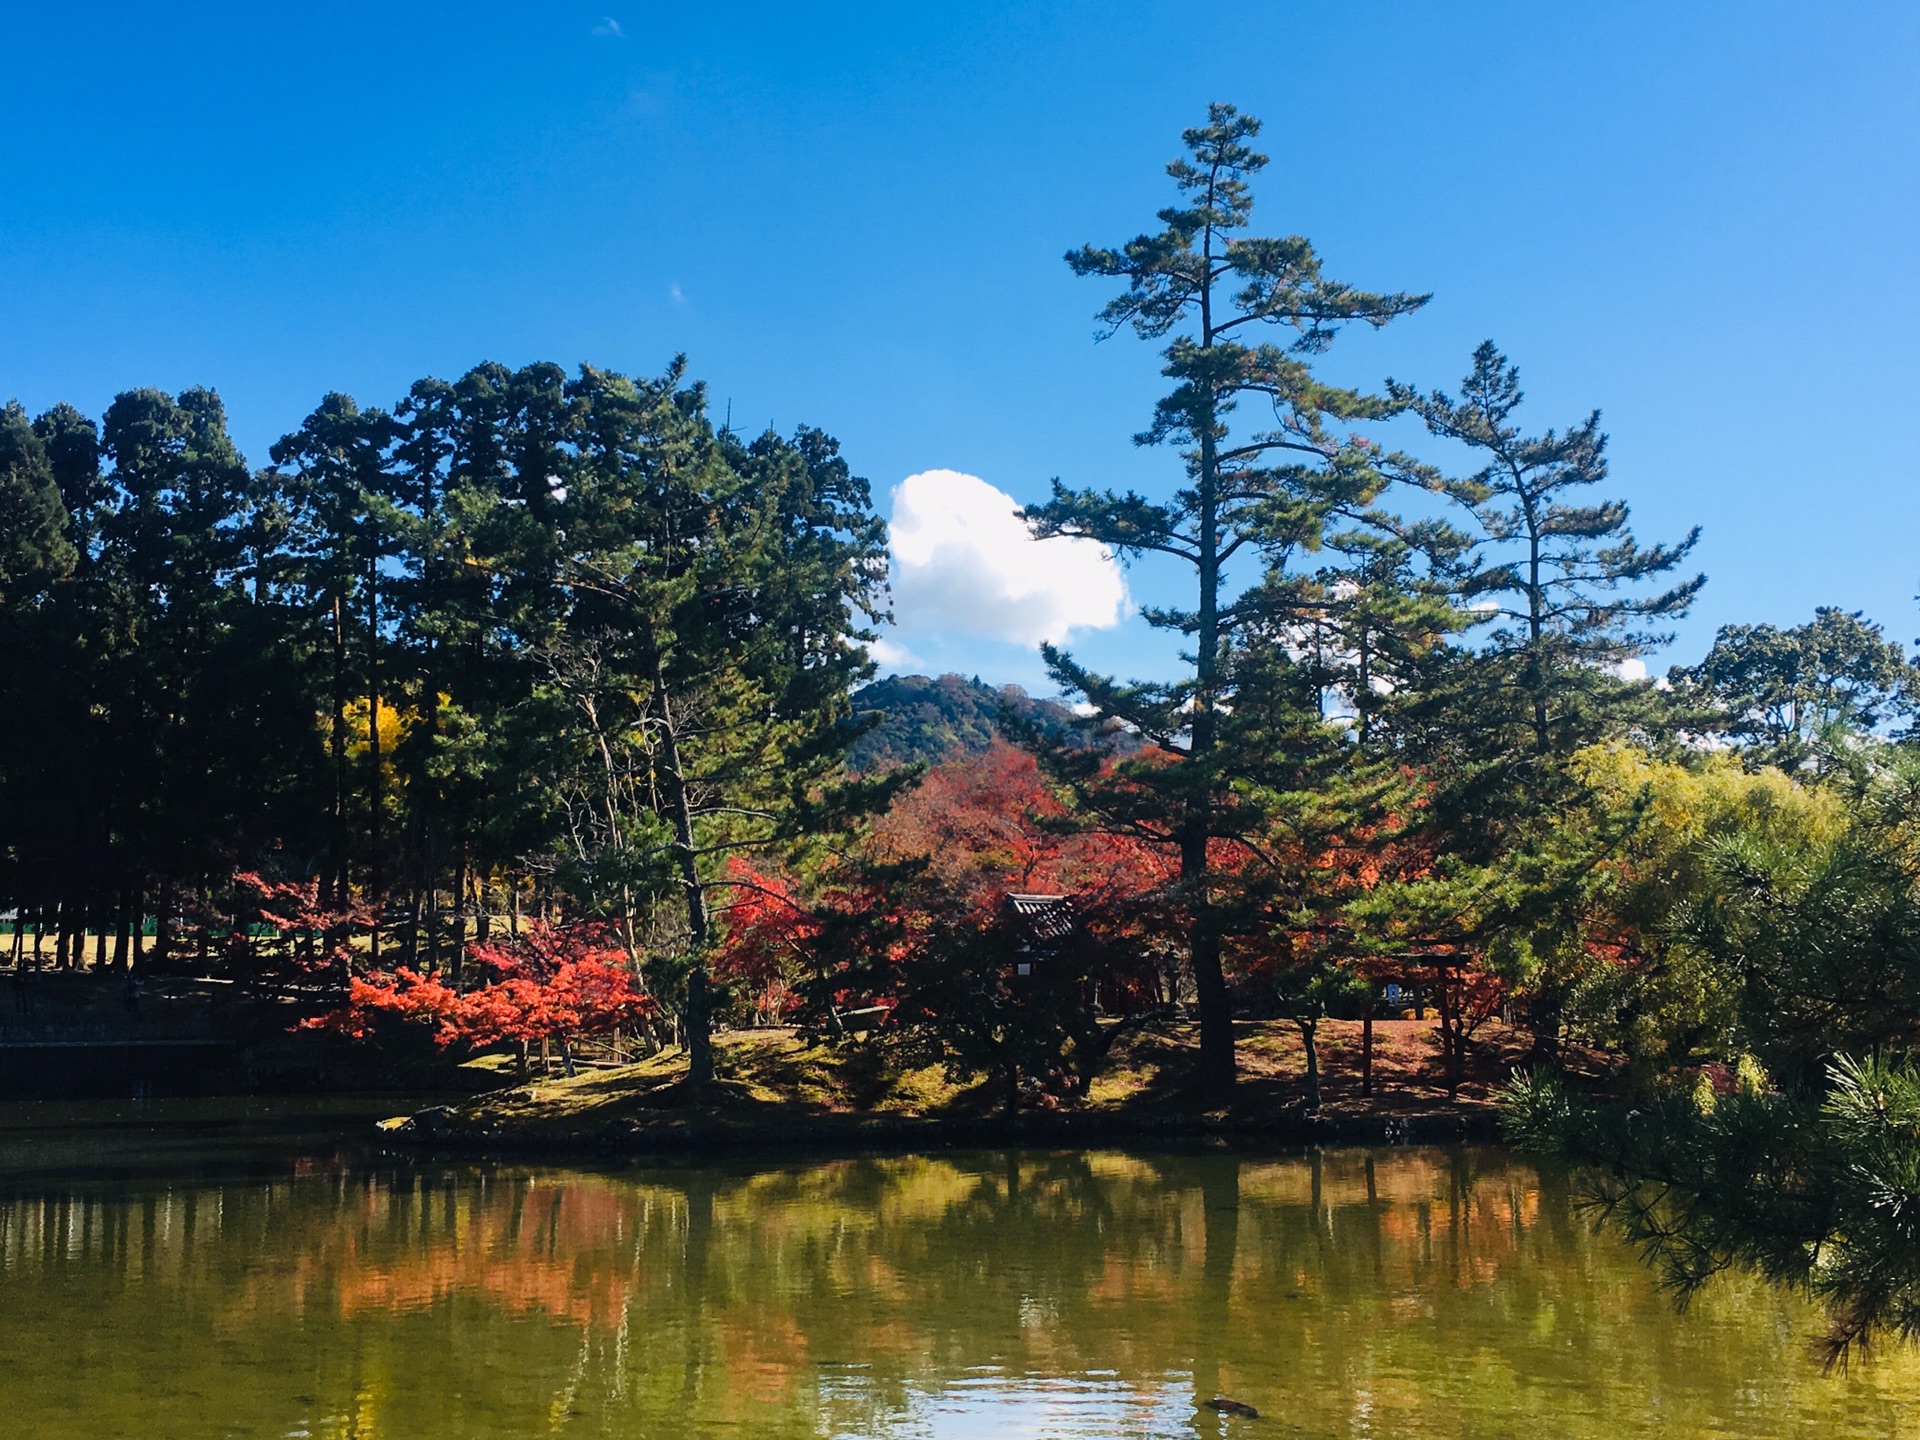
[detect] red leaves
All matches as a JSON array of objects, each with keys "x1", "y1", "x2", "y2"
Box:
[
  {"x1": 714, "y1": 858, "x2": 817, "y2": 1021},
  {"x1": 314, "y1": 969, "x2": 462, "y2": 1042},
  {"x1": 870, "y1": 742, "x2": 1175, "y2": 916},
  {"x1": 305, "y1": 922, "x2": 653, "y2": 1049},
  {"x1": 226, "y1": 870, "x2": 377, "y2": 976}
]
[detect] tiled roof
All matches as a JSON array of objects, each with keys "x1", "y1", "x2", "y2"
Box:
[{"x1": 1003, "y1": 893, "x2": 1076, "y2": 940}]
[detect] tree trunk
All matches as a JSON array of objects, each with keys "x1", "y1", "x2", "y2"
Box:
[
  {"x1": 405, "y1": 880, "x2": 426, "y2": 971},
  {"x1": 366, "y1": 565, "x2": 382, "y2": 965},
  {"x1": 1526, "y1": 986, "x2": 1563, "y2": 1069},
  {"x1": 1186, "y1": 215, "x2": 1234, "y2": 1105},
  {"x1": 1438, "y1": 965, "x2": 1462, "y2": 1099},
  {"x1": 1182, "y1": 852, "x2": 1228, "y2": 1098},
  {"x1": 109, "y1": 892, "x2": 125, "y2": 971},
  {"x1": 473, "y1": 868, "x2": 489, "y2": 949},
  {"x1": 1299, "y1": 1018, "x2": 1322, "y2": 1112},
  {"x1": 1183, "y1": 476, "x2": 1231, "y2": 1101},
  {"x1": 451, "y1": 856, "x2": 468, "y2": 985},
  {"x1": 330, "y1": 593, "x2": 348, "y2": 906},
  {"x1": 652, "y1": 652, "x2": 714, "y2": 1088},
  {"x1": 1362, "y1": 1004, "x2": 1374, "y2": 1097}
]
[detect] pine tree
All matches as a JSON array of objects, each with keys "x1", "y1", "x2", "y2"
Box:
[
  {"x1": 1025, "y1": 103, "x2": 1427, "y2": 1097},
  {"x1": 467, "y1": 363, "x2": 898, "y2": 1085},
  {"x1": 0, "y1": 401, "x2": 75, "y2": 596},
  {"x1": 270, "y1": 393, "x2": 403, "y2": 910},
  {"x1": 1389, "y1": 341, "x2": 1703, "y2": 772},
  {"x1": 1377, "y1": 343, "x2": 1705, "y2": 1062}
]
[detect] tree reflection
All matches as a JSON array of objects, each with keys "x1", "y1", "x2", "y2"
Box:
[{"x1": 1, "y1": 1147, "x2": 1917, "y2": 1437}]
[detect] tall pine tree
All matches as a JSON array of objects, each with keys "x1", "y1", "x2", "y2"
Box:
[{"x1": 1025, "y1": 103, "x2": 1427, "y2": 1097}]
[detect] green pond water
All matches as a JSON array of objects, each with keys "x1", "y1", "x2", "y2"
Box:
[{"x1": 1, "y1": 1117, "x2": 1917, "y2": 1438}]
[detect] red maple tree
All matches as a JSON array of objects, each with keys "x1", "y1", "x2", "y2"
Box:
[{"x1": 304, "y1": 922, "x2": 653, "y2": 1052}]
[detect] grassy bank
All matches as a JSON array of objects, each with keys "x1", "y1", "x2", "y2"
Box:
[{"x1": 390, "y1": 1017, "x2": 1524, "y2": 1155}]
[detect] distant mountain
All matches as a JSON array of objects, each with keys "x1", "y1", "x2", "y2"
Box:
[{"x1": 848, "y1": 673, "x2": 1136, "y2": 771}]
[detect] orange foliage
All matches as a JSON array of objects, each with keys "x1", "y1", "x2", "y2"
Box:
[
  {"x1": 869, "y1": 742, "x2": 1176, "y2": 914},
  {"x1": 306, "y1": 922, "x2": 653, "y2": 1048}
]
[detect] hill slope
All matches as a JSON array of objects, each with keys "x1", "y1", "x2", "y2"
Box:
[{"x1": 849, "y1": 673, "x2": 1126, "y2": 770}]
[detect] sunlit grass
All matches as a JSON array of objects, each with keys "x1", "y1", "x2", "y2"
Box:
[{"x1": 450, "y1": 1017, "x2": 1523, "y2": 1139}]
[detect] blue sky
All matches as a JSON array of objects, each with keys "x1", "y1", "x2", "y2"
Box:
[{"x1": 2, "y1": 2, "x2": 1916, "y2": 692}]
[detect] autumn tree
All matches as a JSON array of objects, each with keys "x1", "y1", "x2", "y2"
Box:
[{"x1": 744, "y1": 743, "x2": 1173, "y2": 1106}]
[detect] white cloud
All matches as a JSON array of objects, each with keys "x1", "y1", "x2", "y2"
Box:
[
  {"x1": 668, "y1": 281, "x2": 685, "y2": 303},
  {"x1": 1611, "y1": 658, "x2": 1649, "y2": 682},
  {"x1": 593, "y1": 17, "x2": 624, "y2": 37},
  {"x1": 887, "y1": 470, "x2": 1126, "y2": 647},
  {"x1": 865, "y1": 636, "x2": 918, "y2": 671}
]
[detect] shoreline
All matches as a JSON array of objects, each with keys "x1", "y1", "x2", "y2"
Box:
[
  {"x1": 385, "y1": 1101, "x2": 1504, "y2": 1161},
  {"x1": 379, "y1": 1019, "x2": 1513, "y2": 1160},
  {"x1": 0, "y1": 1019, "x2": 1516, "y2": 1167}
]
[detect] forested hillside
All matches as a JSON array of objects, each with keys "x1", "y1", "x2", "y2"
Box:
[{"x1": 848, "y1": 673, "x2": 1138, "y2": 770}]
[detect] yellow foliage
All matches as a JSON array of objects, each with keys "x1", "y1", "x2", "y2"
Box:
[
  {"x1": 1554, "y1": 745, "x2": 1850, "y2": 1077},
  {"x1": 1570, "y1": 742, "x2": 1847, "y2": 861},
  {"x1": 339, "y1": 695, "x2": 412, "y2": 759}
]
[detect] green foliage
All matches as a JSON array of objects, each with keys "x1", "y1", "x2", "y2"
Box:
[
  {"x1": 1515, "y1": 744, "x2": 1846, "y2": 1079},
  {"x1": 1506, "y1": 1057, "x2": 1920, "y2": 1365},
  {"x1": 1677, "y1": 607, "x2": 1916, "y2": 775},
  {"x1": 888, "y1": 902, "x2": 1123, "y2": 1115},
  {"x1": 1670, "y1": 754, "x2": 1920, "y2": 1088},
  {"x1": 1385, "y1": 343, "x2": 1702, "y2": 847},
  {"x1": 0, "y1": 400, "x2": 75, "y2": 595},
  {"x1": 1505, "y1": 748, "x2": 1920, "y2": 1359},
  {"x1": 0, "y1": 364, "x2": 891, "y2": 1070}
]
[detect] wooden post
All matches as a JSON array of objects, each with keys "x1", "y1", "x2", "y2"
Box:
[
  {"x1": 1362, "y1": 1003, "x2": 1374, "y2": 1097},
  {"x1": 113, "y1": 889, "x2": 129, "y2": 971},
  {"x1": 155, "y1": 891, "x2": 172, "y2": 967}
]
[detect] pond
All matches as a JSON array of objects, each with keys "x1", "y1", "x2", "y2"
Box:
[{"x1": 1, "y1": 1129, "x2": 1917, "y2": 1438}]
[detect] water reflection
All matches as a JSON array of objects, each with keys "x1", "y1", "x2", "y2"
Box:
[{"x1": 0, "y1": 1147, "x2": 1914, "y2": 1438}]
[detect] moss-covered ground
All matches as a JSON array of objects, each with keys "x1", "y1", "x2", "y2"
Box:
[{"x1": 412, "y1": 1017, "x2": 1526, "y2": 1149}]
